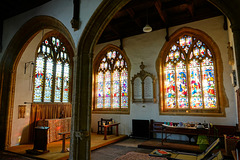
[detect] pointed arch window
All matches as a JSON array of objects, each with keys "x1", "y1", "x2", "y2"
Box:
[
  {"x1": 33, "y1": 35, "x2": 71, "y2": 103},
  {"x1": 158, "y1": 28, "x2": 228, "y2": 115},
  {"x1": 93, "y1": 45, "x2": 130, "y2": 113}
]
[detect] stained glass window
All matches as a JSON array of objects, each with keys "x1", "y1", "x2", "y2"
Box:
[
  {"x1": 94, "y1": 47, "x2": 129, "y2": 110},
  {"x1": 163, "y1": 35, "x2": 217, "y2": 110},
  {"x1": 33, "y1": 36, "x2": 71, "y2": 103}
]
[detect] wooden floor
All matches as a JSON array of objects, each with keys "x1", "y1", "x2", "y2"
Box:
[{"x1": 6, "y1": 133, "x2": 128, "y2": 160}]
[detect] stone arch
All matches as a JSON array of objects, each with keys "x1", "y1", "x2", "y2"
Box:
[
  {"x1": 72, "y1": 0, "x2": 240, "y2": 159},
  {"x1": 0, "y1": 15, "x2": 75, "y2": 149}
]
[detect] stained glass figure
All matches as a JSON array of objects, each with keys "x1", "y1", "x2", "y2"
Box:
[
  {"x1": 33, "y1": 56, "x2": 44, "y2": 102},
  {"x1": 176, "y1": 61, "x2": 188, "y2": 109},
  {"x1": 97, "y1": 72, "x2": 104, "y2": 108},
  {"x1": 54, "y1": 61, "x2": 63, "y2": 102},
  {"x1": 62, "y1": 63, "x2": 70, "y2": 102},
  {"x1": 113, "y1": 70, "x2": 120, "y2": 108},
  {"x1": 44, "y1": 58, "x2": 53, "y2": 102},
  {"x1": 121, "y1": 69, "x2": 128, "y2": 108}
]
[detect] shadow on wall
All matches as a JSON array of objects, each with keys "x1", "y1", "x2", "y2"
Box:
[{"x1": 20, "y1": 125, "x2": 30, "y2": 144}]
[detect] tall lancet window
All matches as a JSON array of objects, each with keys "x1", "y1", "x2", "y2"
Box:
[
  {"x1": 93, "y1": 45, "x2": 130, "y2": 114},
  {"x1": 33, "y1": 35, "x2": 71, "y2": 103}
]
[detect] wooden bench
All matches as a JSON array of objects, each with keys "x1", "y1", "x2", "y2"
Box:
[
  {"x1": 150, "y1": 119, "x2": 238, "y2": 144},
  {"x1": 58, "y1": 132, "x2": 70, "y2": 153}
]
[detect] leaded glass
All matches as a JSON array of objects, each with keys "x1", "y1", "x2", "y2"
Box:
[
  {"x1": 44, "y1": 58, "x2": 53, "y2": 102},
  {"x1": 164, "y1": 66, "x2": 176, "y2": 109},
  {"x1": 33, "y1": 36, "x2": 71, "y2": 103},
  {"x1": 176, "y1": 61, "x2": 188, "y2": 109},
  {"x1": 62, "y1": 63, "x2": 70, "y2": 102},
  {"x1": 113, "y1": 70, "x2": 120, "y2": 108},
  {"x1": 202, "y1": 57, "x2": 216, "y2": 109},
  {"x1": 33, "y1": 57, "x2": 44, "y2": 102},
  {"x1": 95, "y1": 48, "x2": 129, "y2": 110},
  {"x1": 54, "y1": 61, "x2": 62, "y2": 102},
  {"x1": 104, "y1": 70, "x2": 111, "y2": 108},
  {"x1": 97, "y1": 72, "x2": 104, "y2": 108},
  {"x1": 121, "y1": 69, "x2": 128, "y2": 108},
  {"x1": 163, "y1": 34, "x2": 217, "y2": 111}
]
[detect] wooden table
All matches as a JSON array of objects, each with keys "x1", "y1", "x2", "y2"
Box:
[
  {"x1": 102, "y1": 123, "x2": 120, "y2": 140},
  {"x1": 58, "y1": 132, "x2": 70, "y2": 153},
  {"x1": 161, "y1": 124, "x2": 209, "y2": 145}
]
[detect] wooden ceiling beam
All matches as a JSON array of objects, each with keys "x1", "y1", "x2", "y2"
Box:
[
  {"x1": 126, "y1": 8, "x2": 142, "y2": 27},
  {"x1": 162, "y1": 0, "x2": 189, "y2": 10},
  {"x1": 107, "y1": 24, "x2": 121, "y2": 39},
  {"x1": 154, "y1": 0, "x2": 167, "y2": 24},
  {"x1": 187, "y1": 2, "x2": 194, "y2": 17}
]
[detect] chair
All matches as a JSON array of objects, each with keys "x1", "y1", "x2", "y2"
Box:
[
  {"x1": 169, "y1": 138, "x2": 220, "y2": 160},
  {"x1": 207, "y1": 151, "x2": 223, "y2": 160},
  {"x1": 235, "y1": 140, "x2": 240, "y2": 160},
  {"x1": 97, "y1": 118, "x2": 113, "y2": 135}
]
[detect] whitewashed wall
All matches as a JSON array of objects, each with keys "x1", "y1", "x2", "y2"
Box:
[
  {"x1": 11, "y1": 32, "x2": 40, "y2": 146},
  {"x1": 92, "y1": 16, "x2": 237, "y2": 139},
  {"x1": 2, "y1": 0, "x2": 237, "y2": 145},
  {"x1": 1, "y1": 0, "x2": 102, "y2": 58}
]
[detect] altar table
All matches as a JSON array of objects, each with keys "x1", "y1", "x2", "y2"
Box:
[{"x1": 37, "y1": 117, "x2": 71, "y2": 143}]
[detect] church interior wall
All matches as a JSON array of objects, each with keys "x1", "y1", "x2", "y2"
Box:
[
  {"x1": 92, "y1": 15, "x2": 237, "y2": 139},
  {"x1": 2, "y1": 0, "x2": 238, "y2": 146}
]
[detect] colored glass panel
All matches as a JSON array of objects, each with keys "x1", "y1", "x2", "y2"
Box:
[
  {"x1": 175, "y1": 51, "x2": 180, "y2": 59},
  {"x1": 121, "y1": 69, "x2": 128, "y2": 108},
  {"x1": 193, "y1": 47, "x2": 200, "y2": 57},
  {"x1": 34, "y1": 36, "x2": 71, "y2": 103},
  {"x1": 200, "y1": 46, "x2": 205, "y2": 56},
  {"x1": 176, "y1": 61, "x2": 188, "y2": 109},
  {"x1": 33, "y1": 57, "x2": 45, "y2": 102},
  {"x1": 163, "y1": 35, "x2": 217, "y2": 111},
  {"x1": 62, "y1": 63, "x2": 70, "y2": 102},
  {"x1": 186, "y1": 36, "x2": 192, "y2": 46},
  {"x1": 97, "y1": 72, "x2": 104, "y2": 108},
  {"x1": 44, "y1": 58, "x2": 53, "y2": 102},
  {"x1": 171, "y1": 45, "x2": 177, "y2": 51},
  {"x1": 113, "y1": 70, "x2": 120, "y2": 108},
  {"x1": 184, "y1": 46, "x2": 189, "y2": 53},
  {"x1": 180, "y1": 37, "x2": 186, "y2": 47},
  {"x1": 164, "y1": 66, "x2": 176, "y2": 109},
  {"x1": 202, "y1": 58, "x2": 216, "y2": 109},
  {"x1": 189, "y1": 59, "x2": 203, "y2": 109},
  {"x1": 54, "y1": 61, "x2": 63, "y2": 102},
  {"x1": 104, "y1": 71, "x2": 111, "y2": 108}
]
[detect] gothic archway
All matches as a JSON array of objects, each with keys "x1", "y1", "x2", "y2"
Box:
[
  {"x1": 72, "y1": 0, "x2": 240, "y2": 159},
  {"x1": 0, "y1": 15, "x2": 75, "y2": 149}
]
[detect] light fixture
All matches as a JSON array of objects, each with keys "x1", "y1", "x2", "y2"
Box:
[
  {"x1": 143, "y1": 8, "x2": 152, "y2": 33},
  {"x1": 143, "y1": 24, "x2": 152, "y2": 33}
]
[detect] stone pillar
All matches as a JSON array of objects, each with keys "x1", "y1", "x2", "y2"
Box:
[
  {"x1": 69, "y1": 51, "x2": 93, "y2": 160},
  {"x1": 231, "y1": 24, "x2": 240, "y2": 87}
]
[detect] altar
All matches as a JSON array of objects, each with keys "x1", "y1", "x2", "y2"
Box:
[{"x1": 37, "y1": 118, "x2": 71, "y2": 143}]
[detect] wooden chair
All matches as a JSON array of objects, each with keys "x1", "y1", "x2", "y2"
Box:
[{"x1": 97, "y1": 118, "x2": 113, "y2": 135}]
